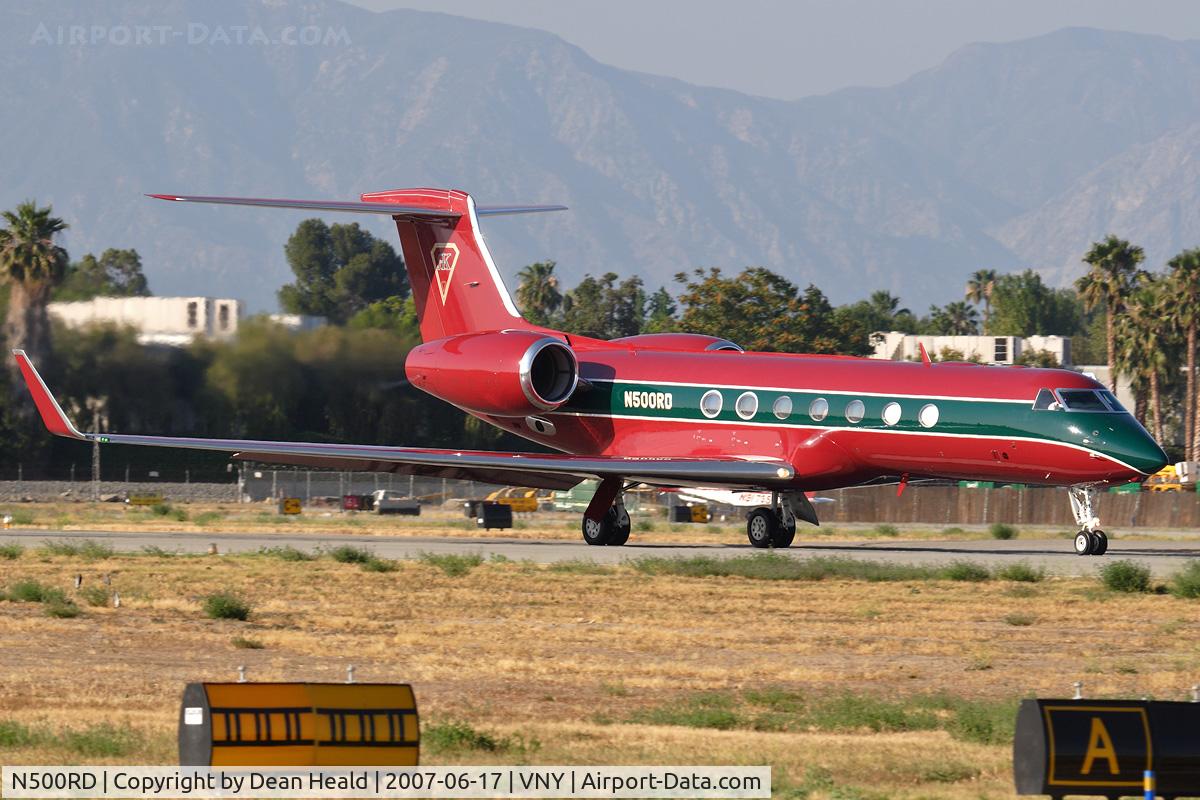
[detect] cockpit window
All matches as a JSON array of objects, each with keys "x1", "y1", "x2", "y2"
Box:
[
  {"x1": 1033, "y1": 388, "x2": 1058, "y2": 410},
  {"x1": 1098, "y1": 390, "x2": 1128, "y2": 413},
  {"x1": 1057, "y1": 389, "x2": 1111, "y2": 412}
]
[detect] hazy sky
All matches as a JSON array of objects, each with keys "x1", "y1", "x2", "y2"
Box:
[{"x1": 345, "y1": 0, "x2": 1200, "y2": 99}]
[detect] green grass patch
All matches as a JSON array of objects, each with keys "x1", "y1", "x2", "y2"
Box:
[
  {"x1": 418, "y1": 552, "x2": 484, "y2": 577},
  {"x1": 0, "y1": 543, "x2": 22, "y2": 559},
  {"x1": 38, "y1": 539, "x2": 113, "y2": 559},
  {"x1": 78, "y1": 586, "x2": 111, "y2": 607},
  {"x1": 7, "y1": 579, "x2": 65, "y2": 604},
  {"x1": 0, "y1": 720, "x2": 46, "y2": 748},
  {"x1": 1169, "y1": 560, "x2": 1200, "y2": 599},
  {"x1": 942, "y1": 561, "x2": 991, "y2": 582},
  {"x1": 628, "y1": 690, "x2": 1017, "y2": 745},
  {"x1": 629, "y1": 554, "x2": 992, "y2": 583},
  {"x1": 989, "y1": 523, "x2": 1017, "y2": 540},
  {"x1": 996, "y1": 561, "x2": 1045, "y2": 582},
  {"x1": 362, "y1": 557, "x2": 398, "y2": 573},
  {"x1": 548, "y1": 559, "x2": 615, "y2": 575},
  {"x1": 194, "y1": 511, "x2": 223, "y2": 526},
  {"x1": 422, "y1": 721, "x2": 531, "y2": 754},
  {"x1": 0, "y1": 721, "x2": 141, "y2": 757},
  {"x1": 45, "y1": 599, "x2": 82, "y2": 618},
  {"x1": 202, "y1": 592, "x2": 251, "y2": 621},
  {"x1": 151, "y1": 503, "x2": 187, "y2": 521},
  {"x1": 257, "y1": 545, "x2": 314, "y2": 562},
  {"x1": 232, "y1": 636, "x2": 264, "y2": 649},
  {"x1": 10, "y1": 511, "x2": 34, "y2": 526},
  {"x1": 325, "y1": 545, "x2": 373, "y2": 564},
  {"x1": 872, "y1": 523, "x2": 900, "y2": 537},
  {"x1": 1099, "y1": 560, "x2": 1151, "y2": 593},
  {"x1": 140, "y1": 545, "x2": 176, "y2": 557}
]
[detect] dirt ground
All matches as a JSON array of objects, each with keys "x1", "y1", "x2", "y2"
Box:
[{"x1": 2, "y1": 544, "x2": 1199, "y2": 798}]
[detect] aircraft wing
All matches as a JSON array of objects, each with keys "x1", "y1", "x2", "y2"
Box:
[{"x1": 13, "y1": 351, "x2": 794, "y2": 491}]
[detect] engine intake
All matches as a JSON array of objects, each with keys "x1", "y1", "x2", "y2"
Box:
[{"x1": 406, "y1": 330, "x2": 579, "y2": 417}]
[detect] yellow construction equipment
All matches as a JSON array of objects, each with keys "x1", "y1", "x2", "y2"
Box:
[{"x1": 1146, "y1": 465, "x2": 1183, "y2": 492}]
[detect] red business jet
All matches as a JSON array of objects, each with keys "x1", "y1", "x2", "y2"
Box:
[{"x1": 14, "y1": 188, "x2": 1168, "y2": 556}]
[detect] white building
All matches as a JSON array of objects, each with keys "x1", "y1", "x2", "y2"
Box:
[
  {"x1": 871, "y1": 332, "x2": 1072, "y2": 367},
  {"x1": 49, "y1": 296, "x2": 242, "y2": 346},
  {"x1": 267, "y1": 313, "x2": 326, "y2": 333}
]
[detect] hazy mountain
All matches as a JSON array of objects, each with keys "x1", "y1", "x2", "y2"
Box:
[{"x1": 4, "y1": 2, "x2": 1200, "y2": 309}]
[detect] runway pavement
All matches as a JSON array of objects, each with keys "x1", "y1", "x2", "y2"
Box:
[{"x1": 2, "y1": 528, "x2": 1199, "y2": 576}]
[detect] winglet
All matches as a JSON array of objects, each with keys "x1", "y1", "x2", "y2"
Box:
[
  {"x1": 918, "y1": 342, "x2": 932, "y2": 367},
  {"x1": 11, "y1": 350, "x2": 87, "y2": 440}
]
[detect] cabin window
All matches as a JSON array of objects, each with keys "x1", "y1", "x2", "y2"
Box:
[
  {"x1": 808, "y1": 397, "x2": 829, "y2": 422},
  {"x1": 882, "y1": 402, "x2": 901, "y2": 426},
  {"x1": 1057, "y1": 389, "x2": 1110, "y2": 412},
  {"x1": 773, "y1": 396, "x2": 793, "y2": 420},
  {"x1": 1033, "y1": 388, "x2": 1059, "y2": 410},
  {"x1": 700, "y1": 390, "x2": 723, "y2": 418},
  {"x1": 919, "y1": 403, "x2": 939, "y2": 428},
  {"x1": 994, "y1": 337, "x2": 1009, "y2": 362},
  {"x1": 186, "y1": 301, "x2": 198, "y2": 329},
  {"x1": 845, "y1": 399, "x2": 865, "y2": 424},
  {"x1": 735, "y1": 392, "x2": 759, "y2": 420}
]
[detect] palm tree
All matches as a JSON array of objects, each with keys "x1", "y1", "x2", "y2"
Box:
[
  {"x1": 1115, "y1": 279, "x2": 1169, "y2": 442},
  {"x1": 515, "y1": 260, "x2": 562, "y2": 326},
  {"x1": 1167, "y1": 248, "x2": 1200, "y2": 460},
  {"x1": 941, "y1": 301, "x2": 979, "y2": 335},
  {"x1": 965, "y1": 269, "x2": 997, "y2": 333},
  {"x1": 1075, "y1": 236, "x2": 1145, "y2": 391},
  {"x1": 0, "y1": 201, "x2": 69, "y2": 365}
]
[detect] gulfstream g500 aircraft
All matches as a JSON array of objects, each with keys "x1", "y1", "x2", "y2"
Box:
[{"x1": 14, "y1": 188, "x2": 1168, "y2": 555}]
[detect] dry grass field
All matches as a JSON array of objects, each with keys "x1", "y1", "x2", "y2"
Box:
[{"x1": 2, "y1": 538, "x2": 1200, "y2": 798}]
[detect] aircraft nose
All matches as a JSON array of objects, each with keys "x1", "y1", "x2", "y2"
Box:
[{"x1": 1122, "y1": 429, "x2": 1169, "y2": 477}]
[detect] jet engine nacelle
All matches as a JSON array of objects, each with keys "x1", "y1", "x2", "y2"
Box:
[{"x1": 405, "y1": 330, "x2": 579, "y2": 417}]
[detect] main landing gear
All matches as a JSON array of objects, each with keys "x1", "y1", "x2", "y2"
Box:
[
  {"x1": 745, "y1": 491, "x2": 816, "y2": 549},
  {"x1": 581, "y1": 477, "x2": 631, "y2": 546},
  {"x1": 1069, "y1": 485, "x2": 1108, "y2": 556}
]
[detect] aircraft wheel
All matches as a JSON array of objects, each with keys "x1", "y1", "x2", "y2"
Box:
[
  {"x1": 747, "y1": 508, "x2": 778, "y2": 549},
  {"x1": 582, "y1": 513, "x2": 611, "y2": 546},
  {"x1": 1092, "y1": 530, "x2": 1108, "y2": 556},
  {"x1": 607, "y1": 507, "x2": 631, "y2": 546},
  {"x1": 772, "y1": 516, "x2": 796, "y2": 548},
  {"x1": 1073, "y1": 531, "x2": 1091, "y2": 556}
]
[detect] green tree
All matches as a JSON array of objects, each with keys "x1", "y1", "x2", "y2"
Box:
[
  {"x1": 1076, "y1": 236, "x2": 1145, "y2": 390},
  {"x1": 515, "y1": 261, "x2": 562, "y2": 326},
  {"x1": 347, "y1": 295, "x2": 421, "y2": 343},
  {"x1": 989, "y1": 270, "x2": 1084, "y2": 337},
  {"x1": 839, "y1": 290, "x2": 917, "y2": 336},
  {"x1": 54, "y1": 249, "x2": 150, "y2": 301},
  {"x1": 0, "y1": 201, "x2": 69, "y2": 366},
  {"x1": 278, "y1": 220, "x2": 407, "y2": 324},
  {"x1": 1166, "y1": 248, "x2": 1200, "y2": 460},
  {"x1": 643, "y1": 287, "x2": 677, "y2": 333},
  {"x1": 924, "y1": 301, "x2": 979, "y2": 335},
  {"x1": 675, "y1": 267, "x2": 867, "y2": 354},
  {"x1": 965, "y1": 269, "x2": 998, "y2": 333},
  {"x1": 560, "y1": 273, "x2": 644, "y2": 339},
  {"x1": 1115, "y1": 277, "x2": 1173, "y2": 439}
]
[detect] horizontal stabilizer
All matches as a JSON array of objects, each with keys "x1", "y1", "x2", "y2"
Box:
[{"x1": 147, "y1": 194, "x2": 566, "y2": 218}]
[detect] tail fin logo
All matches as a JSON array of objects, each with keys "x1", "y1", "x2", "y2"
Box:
[{"x1": 431, "y1": 243, "x2": 459, "y2": 304}]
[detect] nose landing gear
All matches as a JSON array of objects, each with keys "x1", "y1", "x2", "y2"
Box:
[{"x1": 1069, "y1": 485, "x2": 1108, "y2": 556}]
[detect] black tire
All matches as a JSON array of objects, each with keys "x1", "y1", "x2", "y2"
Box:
[
  {"x1": 582, "y1": 513, "x2": 610, "y2": 546},
  {"x1": 747, "y1": 507, "x2": 778, "y2": 548},
  {"x1": 1092, "y1": 530, "x2": 1108, "y2": 556},
  {"x1": 607, "y1": 507, "x2": 631, "y2": 546},
  {"x1": 1073, "y1": 531, "x2": 1091, "y2": 556},
  {"x1": 772, "y1": 517, "x2": 796, "y2": 548}
]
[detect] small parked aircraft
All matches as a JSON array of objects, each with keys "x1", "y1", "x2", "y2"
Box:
[{"x1": 14, "y1": 188, "x2": 1168, "y2": 554}]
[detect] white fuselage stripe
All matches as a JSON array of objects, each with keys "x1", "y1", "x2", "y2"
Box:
[
  {"x1": 548, "y1": 410, "x2": 1145, "y2": 475},
  {"x1": 583, "y1": 377, "x2": 1034, "y2": 404}
]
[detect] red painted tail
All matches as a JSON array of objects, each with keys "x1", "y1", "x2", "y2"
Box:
[
  {"x1": 148, "y1": 188, "x2": 566, "y2": 342},
  {"x1": 362, "y1": 188, "x2": 529, "y2": 341}
]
